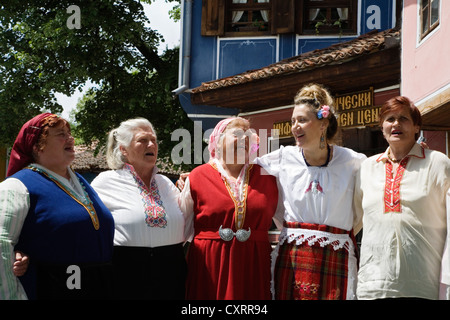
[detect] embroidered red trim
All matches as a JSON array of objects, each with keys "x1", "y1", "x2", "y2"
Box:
[{"x1": 384, "y1": 157, "x2": 409, "y2": 213}]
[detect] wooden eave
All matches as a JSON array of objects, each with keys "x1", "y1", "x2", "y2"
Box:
[
  {"x1": 421, "y1": 101, "x2": 450, "y2": 131},
  {"x1": 191, "y1": 47, "x2": 400, "y2": 112},
  {"x1": 190, "y1": 29, "x2": 401, "y2": 112}
]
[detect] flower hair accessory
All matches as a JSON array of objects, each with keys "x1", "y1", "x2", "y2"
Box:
[
  {"x1": 250, "y1": 132, "x2": 260, "y2": 155},
  {"x1": 317, "y1": 105, "x2": 330, "y2": 119}
]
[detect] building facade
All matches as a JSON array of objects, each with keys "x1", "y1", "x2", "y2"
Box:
[
  {"x1": 175, "y1": 0, "x2": 401, "y2": 158},
  {"x1": 401, "y1": 0, "x2": 449, "y2": 155}
]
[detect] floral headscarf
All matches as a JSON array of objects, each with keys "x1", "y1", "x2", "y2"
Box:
[
  {"x1": 207, "y1": 117, "x2": 239, "y2": 159},
  {"x1": 207, "y1": 117, "x2": 260, "y2": 161}
]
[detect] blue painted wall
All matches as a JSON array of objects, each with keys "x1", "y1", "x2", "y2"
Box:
[{"x1": 177, "y1": 0, "x2": 395, "y2": 130}]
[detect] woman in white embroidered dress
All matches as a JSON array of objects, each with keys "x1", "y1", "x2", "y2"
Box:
[
  {"x1": 91, "y1": 118, "x2": 189, "y2": 299},
  {"x1": 256, "y1": 83, "x2": 366, "y2": 300},
  {"x1": 354, "y1": 96, "x2": 450, "y2": 300}
]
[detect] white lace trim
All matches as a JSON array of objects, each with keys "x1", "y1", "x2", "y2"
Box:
[
  {"x1": 270, "y1": 227, "x2": 357, "y2": 300},
  {"x1": 279, "y1": 227, "x2": 352, "y2": 251}
]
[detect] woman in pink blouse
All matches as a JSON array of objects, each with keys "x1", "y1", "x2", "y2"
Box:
[{"x1": 354, "y1": 96, "x2": 450, "y2": 299}]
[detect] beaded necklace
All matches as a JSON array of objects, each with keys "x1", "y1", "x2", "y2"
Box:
[{"x1": 211, "y1": 160, "x2": 252, "y2": 230}]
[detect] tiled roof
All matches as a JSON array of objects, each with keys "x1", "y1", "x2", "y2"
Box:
[
  {"x1": 72, "y1": 143, "x2": 183, "y2": 177},
  {"x1": 191, "y1": 28, "x2": 400, "y2": 93},
  {"x1": 72, "y1": 143, "x2": 108, "y2": 172}
]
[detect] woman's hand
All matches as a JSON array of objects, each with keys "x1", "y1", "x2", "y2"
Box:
[
  {"x1": 176, "y1": 172, "x2": 190, "y2": 191},
  {"x1": 13, "y1": 251, "x2": 29, "y2": 277}
]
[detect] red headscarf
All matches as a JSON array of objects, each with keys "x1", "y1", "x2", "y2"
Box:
[{"x1": 7, "y1": 113, "x2": 58, "y2": 177}]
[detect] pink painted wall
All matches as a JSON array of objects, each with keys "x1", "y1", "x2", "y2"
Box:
[{"x1": 401, "y1": 0, "x2": 450, "y2": 101}]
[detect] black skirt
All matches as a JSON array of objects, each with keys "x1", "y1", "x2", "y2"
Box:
[
  {"x1": 112, "y1": 243, "x2": 187, "y2": 300},
  {"x1": 20, "y1": 261, "x2": 113, "y2": 299}
]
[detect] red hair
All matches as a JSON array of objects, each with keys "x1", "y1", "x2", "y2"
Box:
[{"x1": 379, "y1": 96, "x2": 422, "y2": 127}]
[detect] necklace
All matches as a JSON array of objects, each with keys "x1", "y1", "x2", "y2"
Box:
[
  {"x1": 387, "y1": 151, "x2": 406, "y2": 163},
  {"x1": 211, "y1": 162, "x2": 253, "y2": 242},
  {"x1": 211, "y1": 161, "x2": 252, "y2": 230},
  {"x1": 26, "y1": 165, "x2": 100, "y2": 230}
]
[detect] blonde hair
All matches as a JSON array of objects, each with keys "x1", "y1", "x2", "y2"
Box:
[
  {"x1": 106, "y1": 118, "x2": 156, "y2": 169},
  {"x1": 294, "y1": 83, "x2": 338, "y2": 142}
]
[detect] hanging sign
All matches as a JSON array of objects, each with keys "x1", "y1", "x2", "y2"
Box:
[
  {"x1": 335, "y1": 87, "x2": 380, "y2": 128},
  {"x1": 273, "y1": 120, "x2": 292, "y2": 138},
  {"x1": 273, "y1": 88, "x2": 379, "y2": 134}
]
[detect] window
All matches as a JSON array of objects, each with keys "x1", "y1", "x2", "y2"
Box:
[
  {"x1": 226, "y1": 0, "x2": 271, "y2": 35},
  {"x1": 420, "y1": 0, "x2": 440, "y2": 39},
  {"x1": 302, "y1": 0, "x2": 357, "y2": 35},
  {"x1": 201, "y1": 0, "x2": 357, "y2": 37}
]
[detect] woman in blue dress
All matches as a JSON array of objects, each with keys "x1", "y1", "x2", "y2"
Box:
[{"x1": 0, "y1": 113, "x2": 114, "y2": 299}]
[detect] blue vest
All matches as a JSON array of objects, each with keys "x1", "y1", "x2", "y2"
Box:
[
  {"x1": 10, "y1": 169, "x2": 114, "y2": 298},
  {"x1": 12, "y1": 168, "x2": 114, "y2": 263}
]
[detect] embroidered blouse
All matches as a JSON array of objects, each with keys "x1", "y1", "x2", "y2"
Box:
[
  {"x1": 354, "y1": 143, "x2": 450, "y2": 299},
  {"x1": 256, "y1": 145, "x2": 365, "y2": 300},
  {"x1": 255, "y1": 145, "x2": 366, "y2": 232},
  {"x1": 91, "y1": 165, "x2": 189, "y2": 247}
]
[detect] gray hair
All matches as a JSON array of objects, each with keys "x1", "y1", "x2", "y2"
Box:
[{"x1": 106, "y1": 118, "x2": 156, "y2": 169}]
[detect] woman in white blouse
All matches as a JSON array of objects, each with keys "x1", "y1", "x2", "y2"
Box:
[
  {"x1": 354, "y1": 96, "x2": 450, "y2": 300},
  {"x1": 91, "y1": 118, "x2": 189, "y2": 299},
  {"x1": 256, "y1": 84, "x2": 366, "y2": 300}
]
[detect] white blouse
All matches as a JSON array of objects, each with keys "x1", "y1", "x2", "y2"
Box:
[
  {"x1": 256, "y1": 145, "x2": 366, "y2": 232},
  {"x1": 91, "y1": 167, "x2": 188, "y2": 248},
  {"x1": 354, "y1": 144, "x2": 450, "y2": 299},
  {"x1": 256, "y1": 145, "x2": 366, "y2": 300}
]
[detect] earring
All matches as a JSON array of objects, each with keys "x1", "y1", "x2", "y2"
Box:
[{"x1": 319, "y1": 131, "x2": 326, "y2": 150}]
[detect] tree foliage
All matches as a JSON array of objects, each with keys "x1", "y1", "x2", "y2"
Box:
[{"x1": 0, "y1": 0, "x2": 194, "y2": 170}]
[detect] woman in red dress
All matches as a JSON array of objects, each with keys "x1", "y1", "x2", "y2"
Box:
[{"x1": 179, "y1": 117, "x2": 281, "y2": 299}]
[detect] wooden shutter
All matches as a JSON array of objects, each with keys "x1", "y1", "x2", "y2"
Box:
[
  {"x1": 271, "y1": 0, "x2": 295, "y2": 34},
  {"x1": 201, "y1": 0, "x2": 225, "y2": 36}
]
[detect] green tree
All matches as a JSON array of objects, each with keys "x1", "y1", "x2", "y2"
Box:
[{"x1": 0, "y1": 0, "x2": 195, "y2": 170}]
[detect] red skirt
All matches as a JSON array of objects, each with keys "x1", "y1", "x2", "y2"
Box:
[{"x1": 273, "y1": 222, "x2": 357, "y2": 300}]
